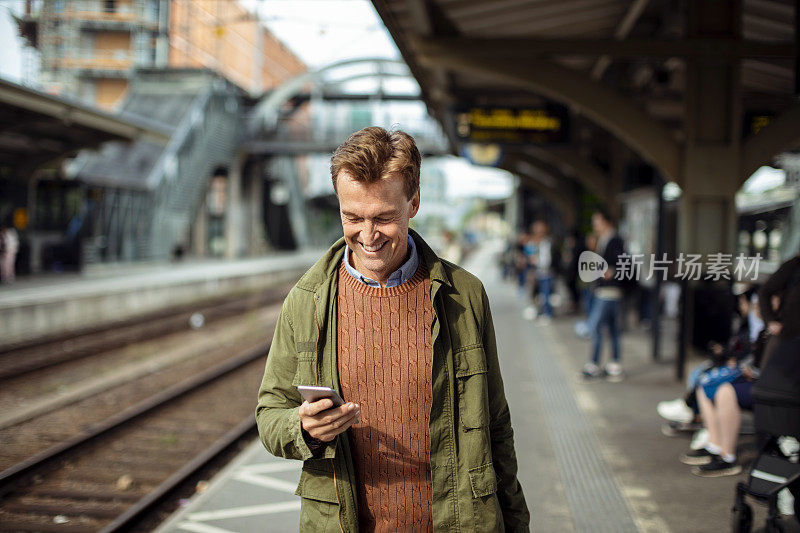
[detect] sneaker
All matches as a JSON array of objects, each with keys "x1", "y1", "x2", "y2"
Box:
[
  {"x1": 573, "y1": 320, "x2": 590, "y2": 339},
  {"x1": 581, "y1": 362, "x2": 604, "y2": 380},
  {"x1": 605, "y1": 362, "x2": 624, "y2": 382},
  {"x1": 680, "y1": 448, "x2": 716, "y2": 465},
  {"x1": 777, "y1": 487, "x2": 795, "y2": 516},
  {"x1": 657, "y1": 398, "x2": 694, "y2": 424},
  {"x1": 523, "y1": 306, "x2": 537, "y2": 321},
  {"x1": 690, "y1": 428, "x2": 709, "y2": 450},
  {"x1": 777, "y1": 436, "x2": 800, "y2": 459},
  {"x1": 535, "y1": 315, "x2": 552, "y2": 326},
  {"x1": 691, "y1": 456, "x2": 742, "y2": 477}
]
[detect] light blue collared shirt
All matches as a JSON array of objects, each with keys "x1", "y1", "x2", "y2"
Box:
[{"x1": 343, "y1": 235, "x2": 419, "y2": 288}]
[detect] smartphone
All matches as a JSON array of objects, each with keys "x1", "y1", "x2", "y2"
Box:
[{"x1": 297, "y1": 385, "x2": 345, "y2": 407}]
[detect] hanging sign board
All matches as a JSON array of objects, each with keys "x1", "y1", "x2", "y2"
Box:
[{"x1": 455, "y1": 105, "x2": 570, "y2": 145}]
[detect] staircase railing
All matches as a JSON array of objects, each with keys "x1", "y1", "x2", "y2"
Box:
[{"x1": 143, "y1": 82, "x2": 240, "y2": 259}]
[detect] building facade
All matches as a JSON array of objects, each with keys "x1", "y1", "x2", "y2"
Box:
[{"x1": 17, "y1": 0, "x2": 305, "y2": 110}]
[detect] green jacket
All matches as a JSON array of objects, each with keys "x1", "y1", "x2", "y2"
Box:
[{"x1": 255, "y1": 230, "x2": 530, "y2": 532}]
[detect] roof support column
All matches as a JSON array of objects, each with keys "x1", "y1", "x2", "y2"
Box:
[
  {"x1": 225, "y1": 152, "x2": 244, "y2": 260},
  {"x1": 191, "y1": 194, "x2": 208, "y2": 257},
  {"x1": 246, "y1": 158, "x2": 269, "y2": 255},
  {"x1": 679, "y1": 0, "x2": 742, "y2": 258},
  {"x1": 675, "y1": 0, "x2": 743, "y2": 380}
]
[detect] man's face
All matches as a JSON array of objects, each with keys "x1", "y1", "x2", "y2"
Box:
[{"x1": 337, "y1": 171, "x2": 420, "y2": 285}]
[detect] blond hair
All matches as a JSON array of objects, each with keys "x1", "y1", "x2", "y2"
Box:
[{"x1": 330, "y1": 126, "x2": 421, "y2": 199}]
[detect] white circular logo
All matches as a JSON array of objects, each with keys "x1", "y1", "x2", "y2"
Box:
[{"x1": 578, "y1": 251, "x2": 608, "y2": 283}]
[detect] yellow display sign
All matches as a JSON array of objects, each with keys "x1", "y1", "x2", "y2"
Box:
[
  {"x1": 468, "y1": 109, "x2": 562, "y2": 131},
  {"x1": 456, "y1": 105, "x2": 569, "y2": 145}
]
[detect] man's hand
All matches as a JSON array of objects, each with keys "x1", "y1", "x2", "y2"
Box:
[
  {"x1": 768, "y1": 321, "x2": 783, "y2": 336},
  {"x1": 299, "y1": 399, "x2": 361, "y2": 442}
]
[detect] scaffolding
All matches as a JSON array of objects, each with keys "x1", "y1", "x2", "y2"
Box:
[{"x1": 16, "y1": 0, "x2": 168, "y2": 105}]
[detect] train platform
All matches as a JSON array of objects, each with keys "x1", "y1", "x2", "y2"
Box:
[
  {"x1": 0, "y1": 251, "x2": 321, "y2": 348},
  {"x1": 154, "y1": 241, "x2": 797, "y2": 533}
]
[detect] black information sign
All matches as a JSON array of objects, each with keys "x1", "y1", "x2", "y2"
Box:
[{"x1": 455, "y1": 104, "x2": 570, "y2": 145}]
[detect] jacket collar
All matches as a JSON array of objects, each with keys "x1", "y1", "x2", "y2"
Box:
[{"x1": 410, "y1": 228, "x2": 452, "y2": 289}]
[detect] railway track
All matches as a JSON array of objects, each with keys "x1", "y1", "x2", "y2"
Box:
[
  {"x1": 0, "y1": 344, "x2": 271, "y2": 532},
  {"x1": 0, "y1": 284, "x2": 291, "y2": 382}
]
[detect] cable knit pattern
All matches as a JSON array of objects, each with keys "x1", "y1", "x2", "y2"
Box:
[{"x1": 337, "y1": 260, "x2": 434, "y2": 532}]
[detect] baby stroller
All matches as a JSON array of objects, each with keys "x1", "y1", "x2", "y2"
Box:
[{"x1": 732, "y1": 338, "x2": 800, "y2": 532}]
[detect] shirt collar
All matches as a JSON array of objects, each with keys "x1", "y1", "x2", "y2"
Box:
[{"x1": 343, "y1": 234, "x2": 419, "y2": 288}]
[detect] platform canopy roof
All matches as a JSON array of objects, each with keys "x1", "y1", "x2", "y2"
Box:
[
  {"x1": 370, "y1": 0, "x2": 799, "y2": 210},
  {"x1": 0, "y1": 77, "x2": 171, "y2": 178}
]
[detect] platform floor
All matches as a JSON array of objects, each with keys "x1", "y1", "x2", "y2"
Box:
[
  {"x1": 0, "y1": 250, "x2": 323, "y2": 347},
  {"x1": 155, "y1": 241, "x2": 798, "y2": 533},
  {"x1": 154, "y1": 440, "x2": 303, "y2": 533},
  {"x1": 0, "y1": 251, "x2": 322, "y2": 308}
]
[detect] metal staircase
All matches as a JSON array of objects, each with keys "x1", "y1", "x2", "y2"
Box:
[
  {"x1": 74, "y1": 71, "x2": 242, "y2": 264},
  {"x1": 142, "y1": 81, "x2": 240, "y2": 260}
]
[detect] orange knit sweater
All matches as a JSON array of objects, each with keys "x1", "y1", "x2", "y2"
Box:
[{"x1": 337, "y1": 261, "x2": 434, "y2": 532}]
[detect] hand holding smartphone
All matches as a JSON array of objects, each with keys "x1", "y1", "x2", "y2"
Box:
[{"x1": 297, "y1": 385, "x2": 361, "y2": 443}]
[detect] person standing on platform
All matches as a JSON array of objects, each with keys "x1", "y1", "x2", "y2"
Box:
[
  {"x1": 563, "y1": 229, "x2": 586, "y2": 315},
  {"x1": 582, "y1": 209, "x2": 626, "y2": 381},
  {"x1": 255, "y1": 127, "x2": 529, "y2": 532},
  {"x1": 531, "y1": 220, "x2": 554, "y2": 324},
  {"x1": 0, "y1": 221, "x2": 19, "y2": 284},
  {"x1": 516, "y1": 229, "x2": 533, "y2": 299},
  {"x1": 520, "y1": 227, "x2": 539, "y2": 319}
]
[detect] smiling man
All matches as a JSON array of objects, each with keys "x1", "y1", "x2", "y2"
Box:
[
  {"x1": 255, "y1": 127, "x2": 529, "y2": 532},
  {"x1": 337, "y1": 156, "x2": 420, "y2": 288}
]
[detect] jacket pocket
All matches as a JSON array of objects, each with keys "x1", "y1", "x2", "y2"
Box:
[
  {"x1": 469, "y1": 462, "x2": 504, "y2": 532},
  {"x1": 455, "y1": 345, "x2": 489, "y2": 429},
  {"x1": 296, "y1": 463, "x2": 341, "y2": 532},
  {"x1": 295, "y1": 461, "x2": 338, "y2": 502},
  {"x1": 468, "y1": 462, "x2": 497, "y2": 497}
]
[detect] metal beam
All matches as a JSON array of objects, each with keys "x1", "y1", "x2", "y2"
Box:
[
  {"x1": 413, "y1": 36, "x2": 797, "y2": 59},
  {"x1": 522, "y1": 146, "x2": 614, "y2": 208},
  {"x1": 242, "y1": 139, "x2": 449, "y2": 157},
  {"x1": 445, "y1": 0, "x2": 611, "y2": 21},
  {"x1": 591, "y1": 0, "x2": 651, "y2": 80},
  {"x1": 453, "y1": 0, "x2": 624, "y2": 34},
  {"x1": 416, "y1": 44, "x2": 682, "y2": 182},
  {"x1": 407, "y1": 0, "x2": 459, "y2": 35},
  {"x1": 511, "y1": 156, "x2": 560, "y2": 189},
  {"x1": 290, "y1": 92, "x2": 422, "y2": 103},
  {"x1": 405, "y1": 0, "x2": 461, "y2": 151},
  {"x1": 501, "y1": 154, "x2": 576, "y2": 228}
]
